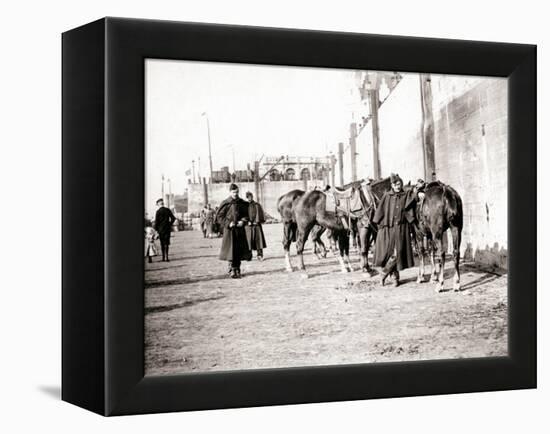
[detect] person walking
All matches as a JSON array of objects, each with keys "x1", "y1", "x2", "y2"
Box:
[
  {"x1": 154, "y1": 198, "x2": 176, "y2": 262},
  {"x1": 245, "y1": 191, "x2": 267, "y2": 260},
  {"x1": 216, "y1": 184, "x2": 252, "y2": 278},
  {"x1": 372, "y1": 173, "x2": 417, "y2": 286}
]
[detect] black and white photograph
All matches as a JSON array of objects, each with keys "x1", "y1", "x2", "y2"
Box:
[
  {"x1": 2, "y1": 0, "x2": 544, "y2": 431},
  {"x1": 144, "y1": 60, "x2": 508, "y2": 375}
]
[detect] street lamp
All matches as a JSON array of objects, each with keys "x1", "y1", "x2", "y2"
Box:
[{"x1": 201, "y1": 112, "x2": 214, "y2": 181}]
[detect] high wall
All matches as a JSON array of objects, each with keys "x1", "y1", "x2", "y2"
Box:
[
  {"x1": 187, "y1": 179, "x2": 325, "y2": 219},
  {"x1": 353, "y1": 74, "x2": 507, "y2": 268}
]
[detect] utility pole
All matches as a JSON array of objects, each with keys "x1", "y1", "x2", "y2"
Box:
[
  {"x1": 254, "y1": 161, "x2": 260, "y2": 206},
  {"x1": 161, "y1": 174, "x2": 165, "y2": 201},
  {"x1": 419, "y1": 74, "x2": 436, "y2": 180},
  {"x1": 338, "y1": 142, "x2": 344, "y2": 186},
  {"x1": 202, "y1": 177, "x2": 208, "y2": 206},
  {"x1": 329, "y1": 153, "x2": 336, "y2": 187},
  {"x1": 191, "y1": 160, "x2": 196, "y2": 184},
  {"x1": 350, "y1": 122, "x2": 358, "y2": 182},
  {"x1": 369, "y1": 88, "x2": 381, "y2": 179},
  {"x1": 202, "y1": 112, "x2": 214, "y2": 182},
  {"x1": 167, "y1": 178, "x2": 172, "y2": 208}
]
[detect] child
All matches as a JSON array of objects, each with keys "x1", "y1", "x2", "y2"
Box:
[{"x1": 145, "y1": 226, "x2": 159, "y2": 263}]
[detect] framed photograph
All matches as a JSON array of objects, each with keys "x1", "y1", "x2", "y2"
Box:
[{"x1": 62, "y1": 17, "x2": 536, "y2": 416}]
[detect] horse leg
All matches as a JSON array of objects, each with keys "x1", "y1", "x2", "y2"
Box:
[
  {"x1": 336, "y1": 230, "x2": 353, "y2": 272},
  {"x1": 296, "y1": 222, "x2": 315, "y2": 277},
  {"x1": 312, "y1": 225, "x2": 327, "y2": 259},
  {"x1": 417, "y1": 235, "x2": 426, "y2": 283},
  {"x1": 283, "y1": 222, "x2": 294, "y2": 272},
  {"x1": 359, "y1": 226, "x2": 373, "y2": 275},
  {"x1": 333, "y1": 230, "x2": 348, "y2": 273},
  {"x1": 433, "y1": 237, "x2": 445, "y2": 292},
  {"x1": 351, "y1": 220, "x2": 359, "y2": 253},
  {"x1": 451, "y1": 226, "x2": 462, "y2": 291},
  {"x1": 429, "y1": 239, "x2": 437, "y2": 283},
  {"x1": 344, "y1": 232, "x2": 353, "y2": 272}
]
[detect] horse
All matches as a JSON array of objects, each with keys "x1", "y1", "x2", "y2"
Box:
[
  {"x1": 413, "y1": 181, "x2": 463, "y2": 292},
  {"x1": 277, "y1": 189, "x2": 353, "y2": 275}
]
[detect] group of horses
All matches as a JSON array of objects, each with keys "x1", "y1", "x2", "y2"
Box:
[{"x1": 276, "y1": 177, "x2": 463, "y2": 292}]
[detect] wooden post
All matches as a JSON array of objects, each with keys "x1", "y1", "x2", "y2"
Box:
[
  {"x1": 338, "y1": 142, "x2": 344, "y2": 187},
  {"x1": 420, "y1": 74, "x2": 436, "y2": 180},
  {"x1": 330, "y1": 154, "x2": 336, "y2": 187},
  {"x1": 350, "y1": 122, "x2": 358, "y2": 182},
  {"x1": 254, "y1": 161, "x2": 260, "y2": 206},
  {"x1": 369, "y1": 89, "x2": 381, "y2": 179},
  {"x1": 202, "y1": 177, "x2": 208, "y2": 205}
]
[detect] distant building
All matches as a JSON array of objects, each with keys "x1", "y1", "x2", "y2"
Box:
[{"x1": 262, "y1": 155, "x2": 332, "y2": 183}]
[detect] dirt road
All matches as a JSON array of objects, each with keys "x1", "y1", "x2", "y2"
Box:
[{"x1": 145, "y1": 223, "x2": 507, "y2": 375}]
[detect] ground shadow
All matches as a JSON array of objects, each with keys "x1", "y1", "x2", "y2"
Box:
[
  {"x1": 37, "y1": 385, "x2": 61, "y2": 400},
  {"x1": 145, "y1": 294, "x2": 226, "y2": 314},
  {"x1": 459, "y1": 273, "x2": 501, "y2": 291}
]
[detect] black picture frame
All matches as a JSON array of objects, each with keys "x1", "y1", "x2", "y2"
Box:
[{"x1": 62, "y1": 17, "x2": 536, "y2": 416}]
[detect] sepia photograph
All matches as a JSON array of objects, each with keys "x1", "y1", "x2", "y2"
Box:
[{"x1": 144, "y1": 59, "x2": 508, "y2": 376}]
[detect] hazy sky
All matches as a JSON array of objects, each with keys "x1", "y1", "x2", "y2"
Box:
[{"x1": 145, "y1": 59, "x2": 355, "y2": 213}]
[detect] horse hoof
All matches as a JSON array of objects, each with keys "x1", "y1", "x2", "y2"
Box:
[
  {"x1": 300, "y1": 272, "x2": 309, "y2": 279},
  {"x1": 286, "y1": 267, "x2": 293, "y2": 273},
  {"x1": 417, "y1": 276, "x2": 425, "y2": 284},
  {"x1": 435, "y1": 282, "x2": 444, "y2": 293},
  {"x1": 453, "y1": 283, "x2": 461, "y2": 292}
]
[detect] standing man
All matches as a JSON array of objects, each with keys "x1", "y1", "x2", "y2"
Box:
[
  {"x1": 199, "y1": 204, "x2": 208, "y2": 238},
  {"x1": 245, "y1": 191, "x2": 267, "y2": 260},
  {"x1": 216, "y1": 184, "x2": 252, "y2": 278},
  {"x1": 204, "y1": 204, "x2": 216, "y2": 238},
  {"x1": 154, "y1": 198, "x2": 176, "y2": 262},
  {"x1": 372, "y1": 173, "x2": 417, "y2": 286}
]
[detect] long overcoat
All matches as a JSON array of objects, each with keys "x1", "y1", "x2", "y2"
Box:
[
  {"x1": 216, "y1": 197, "x2": 253, "y2": 261},
  {"x1": 245, "y1": 200, "x2": 267, "y2": 251},
  {"x1": 372, "y1": 189, "x2": 416, "y2": 270}
]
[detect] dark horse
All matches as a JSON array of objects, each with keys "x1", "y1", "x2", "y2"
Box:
[
  {"x1": 413, "y1": 181, "x2": 463, "y2": 292},
  {"x1": 277, "y1": 189, "x2": 352, "y2": 275}
]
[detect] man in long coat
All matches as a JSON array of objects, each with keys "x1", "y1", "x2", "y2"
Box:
[
  {"x1": 154, "y1": 198, "x2": 176, "y2": 262},
  {"x1": 245, "y1": 192, "x2": 267, "y2": 260},
  {"x1": 372, "y1": 173, "x2": 417, "y2": 286},
  {"x1": 216, "y1": 184, "x2": 252, "y2": 278}
]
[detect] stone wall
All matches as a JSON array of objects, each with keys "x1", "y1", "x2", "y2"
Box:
[
  {"x1": 187, "y1": 179, "x2": 325, "y2": 219},
  {"x1": 352, "y1": 74, "x2": 508, "y2": 268}
]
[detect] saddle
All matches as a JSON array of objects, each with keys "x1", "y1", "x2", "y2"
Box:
[{"x1": 325, "y1": 185, "x2": 364, "y2": 218}]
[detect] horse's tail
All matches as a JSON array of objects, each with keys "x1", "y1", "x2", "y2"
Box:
[{"x1": 443, "y1": 186, "x2": 463, "y2": 229}]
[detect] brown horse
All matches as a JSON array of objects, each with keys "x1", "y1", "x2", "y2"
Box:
[
  {"x1": 413, "y1": 181, "x2": 463, "y2": 292},
  {"x1": 277, "y1": 189, "x2": 351, "y2": 275}
]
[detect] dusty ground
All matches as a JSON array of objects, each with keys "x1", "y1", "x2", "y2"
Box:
[{"x1": 145, "y1": 223, "x2": 507, "y2": 376}]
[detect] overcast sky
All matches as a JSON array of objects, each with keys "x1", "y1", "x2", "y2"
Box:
[{"x1": 145, "y1": 59, "x2": 355, "y2": 214}]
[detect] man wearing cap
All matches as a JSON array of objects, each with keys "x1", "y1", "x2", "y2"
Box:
[
  {"x1": 372, "y1": 173, "x2": 417, "y2": 286},
  {"x1": 216, "y1": 184, "x2": 252, "y2": 278},
  {"x1": 154, "y1": 198, "x2": 176, "y2": 262},
  {"x1": 245, "y1": 191, "x2": 267, "y2": 261}
]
